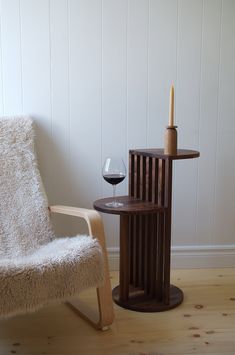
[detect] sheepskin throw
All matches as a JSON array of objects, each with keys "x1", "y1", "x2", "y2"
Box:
[{"x1": 0, "y1": 116, "x2": 104, "y2": 318}]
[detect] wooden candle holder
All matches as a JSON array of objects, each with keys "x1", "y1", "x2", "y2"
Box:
[{"x1": 164, "y1": 126, "x2": 178, "y2": 155}]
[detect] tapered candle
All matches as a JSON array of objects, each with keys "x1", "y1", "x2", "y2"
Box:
[{"x1": 169, "y1": 85, "x2": 174, "y2": 127}]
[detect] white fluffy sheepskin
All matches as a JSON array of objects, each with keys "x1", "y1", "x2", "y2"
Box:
[{"x1": 0, "y1": 116, "x2": 104, "y2": 318}]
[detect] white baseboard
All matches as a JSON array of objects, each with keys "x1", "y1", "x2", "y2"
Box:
[{"x1": 107, "y1": 245, "x2": 235, "y2": 271}]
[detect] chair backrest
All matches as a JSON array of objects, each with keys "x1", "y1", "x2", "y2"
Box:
[{"x1": 0, "y1": 117, "x2": 55, "y2": 259}]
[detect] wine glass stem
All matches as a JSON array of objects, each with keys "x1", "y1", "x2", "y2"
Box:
[{"x1": 113, "y1": 184, "x2": 116, "y2": 204}]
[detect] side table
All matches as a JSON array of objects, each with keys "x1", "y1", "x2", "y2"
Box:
[{"x1": 94, "y1": 149, "x2": 199, "y2": 312}]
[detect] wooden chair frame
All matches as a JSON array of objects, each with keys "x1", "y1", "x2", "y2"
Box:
[{"x1": 49, "y1": 205, "x2": 114, "y2": 330}]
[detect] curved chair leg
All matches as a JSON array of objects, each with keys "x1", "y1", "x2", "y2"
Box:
[{"x1": 49, "y1": 205, "x2": 114, "y2": 330}]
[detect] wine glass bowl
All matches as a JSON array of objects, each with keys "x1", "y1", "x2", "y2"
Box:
[{"x1": 102, "y1": 157, "x2": 126, "y2": 207}]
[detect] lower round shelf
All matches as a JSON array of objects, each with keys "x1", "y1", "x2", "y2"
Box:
[{"x1": 112, "y1": 284, "x2": 184, "y2": 312}]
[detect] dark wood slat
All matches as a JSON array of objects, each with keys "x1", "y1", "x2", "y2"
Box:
[
  {"x1": 129, "y1": 153, "x2": 135, "y2": 196},
  {"x1": 144, "y1": 215, "x2": 150, "y2": 293},
  {"x1": 158, "y1": 159, "x2": 165, "y2": 206},
  {"x1": 119, "y1": 215, "x2": 130, "y2": 301},
  {"x1": 152, "y1": 158, "x2": 158, "y2": 204},
  {"x1": 129, "y1": 215, "x2": 134, "y2": 285},
  {"x1": 134, "y1": 155, "x2": 141, "y2": 198},
  {"x1": 129, "y1": 154, "x2": 135, "y2": 286},
  {"x1": 140, "y1": 156, "x2": 143, "y2": 200},
  {"x1": 156, "y1": 212, "x2": 164, "y2": 301},
  {"x1": 138, "y1": 215, "x2": 143, "y2": 287},
  {"x1": 147, "y1": 157, "x2": 152, "y2": 202},
  {"x1": 149, "y1": 215, "x2": 157, "y2": 297},
  {"x1": 135, "y1": 216, "x2": 140, "y2": 287},
  {"x1": 162, "y1": 159, "x2": 173, "y2": 305},
  {"x1": 134, "y1": 155, "x2": 138, "y2": 198},
  {"x1": 140, "y1": 156, "x2": 147, "y2": 201},
  {"x1": 132, "y1": 215, "x2": 137, "y2": 287},
  {"x1": 141, "y1": 215, "x2": 146, "y2": 289}
]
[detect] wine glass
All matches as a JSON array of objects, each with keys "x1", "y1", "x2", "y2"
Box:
[{"x1": 102, "y1": 157, "x2": 126, "y2": 207}]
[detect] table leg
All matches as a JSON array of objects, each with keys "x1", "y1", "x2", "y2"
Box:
[
  {"x1": 119, "y1": 215, "x2": 130, "y2": 301},
  {"x1": 163, "y1": 159, "x2": 172, "y2": 305}
]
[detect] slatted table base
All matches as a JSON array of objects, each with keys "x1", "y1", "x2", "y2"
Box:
[{"x1": 116, "y1": 213, "x2": 182, "y2": 312}]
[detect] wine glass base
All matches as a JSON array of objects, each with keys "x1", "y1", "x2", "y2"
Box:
[{"x1": 105, "y1": 201, "x2": 124, "y2": 208}]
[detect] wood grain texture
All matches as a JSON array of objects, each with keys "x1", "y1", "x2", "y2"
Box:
[{"x1": 0, "y1": 268, "x2": 234, "y2": 354}]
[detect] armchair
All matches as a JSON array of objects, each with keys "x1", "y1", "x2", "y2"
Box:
[{"x1": 0, "y1": 116, "x2": 114, "y2": 330}]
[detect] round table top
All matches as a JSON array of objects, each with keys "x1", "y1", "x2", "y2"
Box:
[
  {"x1": 129, "y1": 148, "x2": 200, "y2": 160},
  {"x1": 93, "y1": 196, "x2": 165, "y2": 215}
]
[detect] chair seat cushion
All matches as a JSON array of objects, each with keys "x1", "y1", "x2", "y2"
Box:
[{"x1": 0, "y1": 236, "x2": 104, "y2": 318}]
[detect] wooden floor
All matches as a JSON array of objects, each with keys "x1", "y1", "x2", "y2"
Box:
[{"x1": 0, "y1": 268, "x2": 235, "y2": 355}]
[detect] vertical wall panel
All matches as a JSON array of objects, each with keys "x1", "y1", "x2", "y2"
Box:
[
  {"x1": 127, "y1": 0, "x2": 149, "y2": 150},
  {"x1": 49, "y1": 0, "x2": 70, "y2": 204},
  {"x1": 102, "y1": 0, "x2": 127, "y2": 246},
  {"x1": 20, "y1": 0, "x2": 52, "y2": 191},
  {"x1": 1, "y1": 0, "x2": 22, "y2": 114},
  {"x1": 214, "y1": 0, "x2": 235, "y2": 244},
  {"x1": 102, "y1": 0, "x2": 127, "y2": 164},
  {"x1": 49, "y1": 0, "x2": 76, "y2": 235},
  {"x1": 196, "y1": 0, "x2": 221, "y2": 245},
  {"x1": 176, "y1": 0, "x2": 202, "y2": 146},
  {"x1": 173, "y1": 0, "x2": 202, "y2": 245},
  {"x1": 69, "y1": 0, "x2": 102, "y2": 208},
  {"x1": 148, "y1": 0, "x2": 178, "y2": 148},
  {"x1": 0, "y1": 1, "x2": 4, "y2": 115}
]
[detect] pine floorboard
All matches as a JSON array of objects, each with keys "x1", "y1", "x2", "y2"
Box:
[{"x1": 0, "y1": 268, "x2": 235, "y2": 355}]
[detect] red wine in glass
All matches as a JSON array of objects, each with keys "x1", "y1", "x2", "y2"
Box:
[
  {"x1": 103, "y1": 174, "x2": 125, "y2": 185},
  {"x1": 102, "y1": 157, "x2": 126, "y2": 207}
]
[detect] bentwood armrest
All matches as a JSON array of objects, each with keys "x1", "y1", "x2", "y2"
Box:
[
  {"x1": 49, "y1": 205, "x2": 114, "y2": 330},
  {"x1": 49, "y1": 205, "x2": 105, "y2": 239}
]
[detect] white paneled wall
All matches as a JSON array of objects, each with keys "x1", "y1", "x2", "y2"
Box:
[{"x1": 0, "y1": 0, "x2": 235, "y2": 267}]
